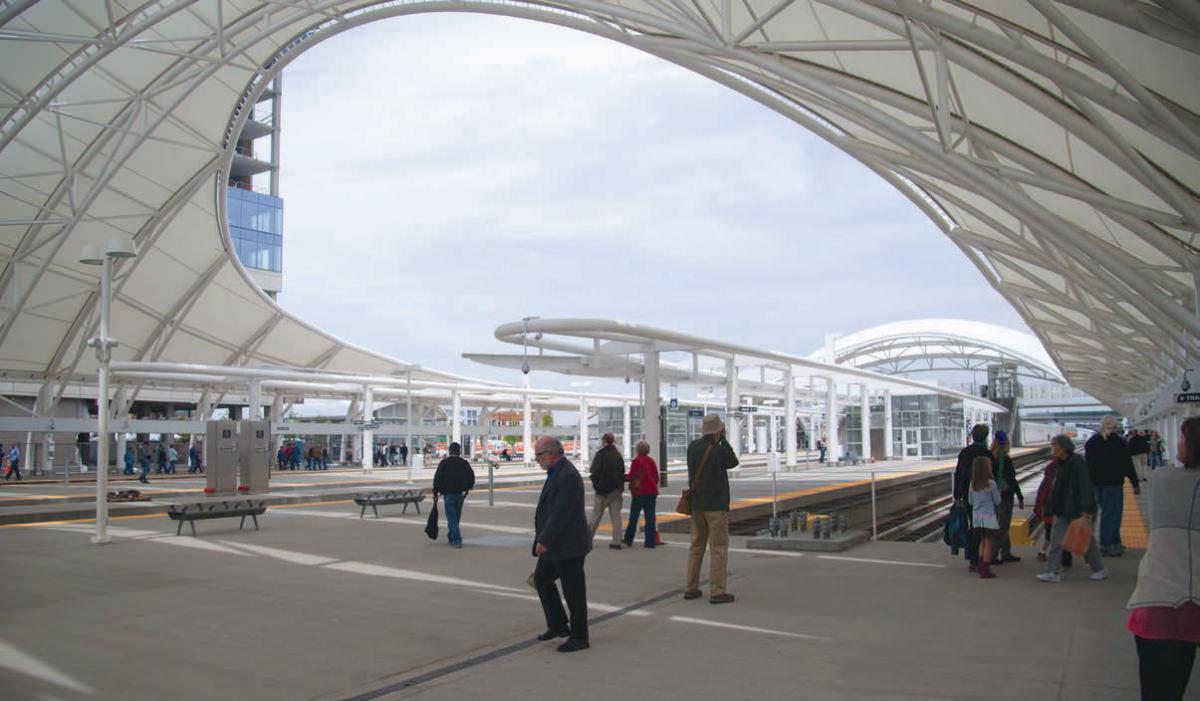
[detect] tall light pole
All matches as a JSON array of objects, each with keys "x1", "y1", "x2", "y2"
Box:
[{"x1": 80, "y1": 237, "x2": 138, "y2": 545}]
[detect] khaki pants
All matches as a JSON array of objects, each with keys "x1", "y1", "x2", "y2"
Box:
[
  {"x1": 686, "y1": 510, "x2": 730, "y2": 596},
  {"x1": 588, "y1": 491, "x2": 623, "y2": 545}
]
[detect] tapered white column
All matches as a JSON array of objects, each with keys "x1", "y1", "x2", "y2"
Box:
[
  {"x1": 248, "y1": 379, "x2": 262, "y2": 420},
  {"x1": 643, "y1": 348, "x2": 662, "y2": 468},
  {"x1": 746, "y1": 399, "x2": 756, "y2": 453},
  {"x1": 451, "y1": 390, "x2": 462, "y2": 446},
  {"x1": 622, "y1": 401, "x2": 631, "y2": 457},
  {"x1": 578, "y1": 395, "x2": 589, "y2": 463},
  {"x1": 768, "y1": 407, "x2": 778, "y2": 453},
  {"x1": 522, "y1": 381, "x2": 532, "y2": 465},
  {"x1": 883, "y1": 390, "x2": 893, "y2": 459},
  {"x1": 785, "y1": 368, "x2": 796, "y2": 467},
  {"x1": 860, "y1": 384, "x2": 872, "y2": 461},
  {"x1": 826, "y1": 378, "x2": 839, "y2": 463},
  {"x1": 725, "y1": 357, "x2": 740, "y2": 454},
  {"x1": 361, "y1": 385, "x2": 374, "y2": 474}
]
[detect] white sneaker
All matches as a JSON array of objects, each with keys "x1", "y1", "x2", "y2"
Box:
[
  {"x1": 1036, "y1": 572, "x2": 1061, "y2": 583},
  {"x1": 1088, "y1": 569, "x2": 1109, "y2": 581}
]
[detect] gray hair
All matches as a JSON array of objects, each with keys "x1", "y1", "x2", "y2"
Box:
[
  {"x1": 1050, "y1": 434, "x2": 1075, "y2": 455},
  {"x1": 1100, "y1": 414, "x2": 1119, "y2": 436},
  {"x1": 635, "y1": 440, "x2": 651, "y2": 455},
  {"x1": 537, "y1": 436, "x2": 564, "y2": 455}
]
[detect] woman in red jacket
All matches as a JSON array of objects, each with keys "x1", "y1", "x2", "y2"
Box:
[{"x1": 622, "y1": 440, "x2": 660, "y2": 548}]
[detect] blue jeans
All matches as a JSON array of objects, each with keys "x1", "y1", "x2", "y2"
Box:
[
  {"x1": 443, "y1": 493, "x2": 465, "y2": 546},
  {"x1": 623, "y1": 494, "x2": 657, "y2": 546},
  {"x1": 1095, "y1": 485, "x2": 1124, "y2": 550}
]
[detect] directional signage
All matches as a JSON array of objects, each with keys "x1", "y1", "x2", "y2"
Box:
[
  {"x1": 1178, "y1": 392, "x2": 1200, "y2": 403},
  {"x1": 737, "y1": 405, "x2": 758, "y2": 413},
  {"x1": 669, "y1": 398, "x2": 678, "y2": 410},
  {"x1": 687, "y1": 409, "x2": 704, "y2": 418}
]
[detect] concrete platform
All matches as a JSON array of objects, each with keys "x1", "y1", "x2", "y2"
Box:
[{"x1": 0, "y1": 473, "x2": 1178, "y2": 701}]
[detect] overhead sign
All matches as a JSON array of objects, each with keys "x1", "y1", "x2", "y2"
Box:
[
  {"x1": 669, "y1": 398, "x2": 678, "y2": 409},
  {"x1": 1178, "y1": 392, "x2": 1200, "y2": 403},
  {"x1": 687, "y1": 409, "x2": 704, "y2": 418},
  {"x1": 738, "y1": 406, "x2": 758, "y2": 413}
]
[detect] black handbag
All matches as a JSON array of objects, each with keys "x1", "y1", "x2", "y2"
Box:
[{"x1": 424, "y1": 500, "x2": 439, "y2": 540}]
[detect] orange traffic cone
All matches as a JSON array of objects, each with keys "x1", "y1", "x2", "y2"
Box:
[{"x1": 654, "y1": 529, "x2": 663, "y2": 545}]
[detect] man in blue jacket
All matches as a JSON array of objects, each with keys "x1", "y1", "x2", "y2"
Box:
[{"x1": 532, "y1": 435, "x2": 591, "y2": 652}]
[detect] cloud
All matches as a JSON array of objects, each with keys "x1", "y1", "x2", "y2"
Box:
[{"x1": 273, "y1": 13, "x2": 1029, "y2": 389}]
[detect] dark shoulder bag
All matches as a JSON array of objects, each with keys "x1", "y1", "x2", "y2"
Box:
[{"x1": 676, "y1": 444, "x2": 713, "y2": 516}]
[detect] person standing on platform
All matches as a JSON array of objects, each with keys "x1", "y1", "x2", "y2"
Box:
[
  {"x1": 531, "y1": 435, "x2": 591, "y2": 653},
  {"x1": 1149, "y1": 431, "x2": 1165, "y2": 470},
  {"x1": 1127, "y1": 416, "x2": 1200, "y2": 701},
  {"x1": 1086, "y1": 415, "x2": 1140, "y2": 557},
  {"x1": 817, "y1": 438, "x2": 826, "y2": 463},
  {"x1": 124, "y1": 445, "x2": 135, "y2": 475},
  {"x1": 588, "y1": 432, "x2": 626, "y2": 550},
  {"x1": 1037, "y1": 434, "x2": 1106, "y2": 583},
  {"x1": 990, "y1": 430, "x2": 1025, "y2": 564},
  {"x1": 165, "y1": 443, "x2": 178, "y2": 474},
  {"x1": 953, "y1": 424, "x2": 994, "y2": 571},
  {"x1": 189, "y1": 443, "x2": 202, "y2": 473},
  {"x1": 1129, "y1": 429, "x2": 1151, "y2": 481},
  {"x1": 432, "y1": 442, "x2": 475, "y2": 548},
  {"x1": 969, "y1": 456, "x2": 1002, "y2": 579},
  {"x1": 4, "y1": 443, "x2": 20, "y2": 480},
  {"x1": 399, "y1": 442, "x2": 408, "y2": 466},
  {"x1": 138, "y1": 441, "x2": 152, "y2": 483},
  {"x1": 684, "y1": 414, "x2": 740, "y2": 604},
  {"x1": 623, "y1": 440, "x2": 659, "y2": 548}
]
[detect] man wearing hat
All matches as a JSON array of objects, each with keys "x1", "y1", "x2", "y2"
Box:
[{"x1": 683, "y1": 414, "x2": 740, "y2": 604}]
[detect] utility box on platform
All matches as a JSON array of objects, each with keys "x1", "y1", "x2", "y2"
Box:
[
  {"x1": 205, "y1": 420, "x2": 239, "y2": 495},
  {"x1": 238, "y1": 420, "x2": 272, "y2": 494}
]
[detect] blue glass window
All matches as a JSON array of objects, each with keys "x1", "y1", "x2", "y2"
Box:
[{"x1": 226, "y1": 186, "x2": 284, "y2": 271}]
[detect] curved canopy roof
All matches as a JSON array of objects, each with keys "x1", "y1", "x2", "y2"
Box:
[
  {"x1": 825, "y1": 318, "x2": 1065, "y2": 383},
  {"x1": 1, "y1": 1, "x2": 1196, "y2": 417}
]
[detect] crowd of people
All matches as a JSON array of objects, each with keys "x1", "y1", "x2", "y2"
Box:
[
  {"x1": 119, "y1": 441, "x2": 201, "y2": 483},
  {"x1": 276, "y1": 439, "x2": 330, "y2": 470},
  {"x1": 953, "y1": 416, "x2": 1199, "y2": 700}
]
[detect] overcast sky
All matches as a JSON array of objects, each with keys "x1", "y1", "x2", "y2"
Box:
[{"x1": 275, "y1": 14, "x2": 1029, "y2": 393}]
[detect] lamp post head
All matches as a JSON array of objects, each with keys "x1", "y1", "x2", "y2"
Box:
[
  {"x1": 79, "y1": 244, "x2": 104, "y2": 265},
  {"x1": 104, "y1": 237, "x2": 138, "y2": 259}
]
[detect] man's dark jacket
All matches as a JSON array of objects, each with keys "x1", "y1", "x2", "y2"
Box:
[
  {"x1": 1049, "y1": 452, "x2": 1097, "y2": 519},
  {"x1": 589, "y1": 444, "x2": 625, "y2": 495},
  {"x1": 686, "y1": 436, "x2": 739, "y2": 512},
  {"x1": 954, "y1": 442, "x2": 994, "y2": 503},
  {"x1": 1084, "y1": 432, "x2": 1138, "y2": 487},
  {"x1": 533, "y1": 457, "x2": 591, "y2": 560},
  {"x1": 1128, "y1": 433, "x2": 1150, "y2": 456},
  {"x1": 433, "y1": 456, "x2": 475, "y2": 494}
]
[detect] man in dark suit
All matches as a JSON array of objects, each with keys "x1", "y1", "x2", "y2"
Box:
[
  {"x1": 532, "y1": 435, "x2": 591, "y2": 652},
  {"x1": 953, "y1": 423, "x2": 994, "y2": 571}
]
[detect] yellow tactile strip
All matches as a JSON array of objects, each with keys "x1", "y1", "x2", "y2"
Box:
[{"x1": 1119, "y1": 481, "x2": 1148, "y2": 549}]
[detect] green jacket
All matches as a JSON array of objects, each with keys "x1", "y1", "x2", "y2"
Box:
[
  {"x1": 686, "y1": 436, "x2": 739, "y2": 512},
  {"x1": 1048, "y1": 453, "x2": 1097, "y2": 520}
]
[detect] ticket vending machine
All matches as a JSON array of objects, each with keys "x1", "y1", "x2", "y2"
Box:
[
  {"x1": 238, "y1": 420, "x2": 272, "y2": 494},
  {"x1": 205, "y1": 420, "x2": 239, "y2": 495}
]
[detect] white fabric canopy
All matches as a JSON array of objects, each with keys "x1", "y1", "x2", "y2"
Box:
[{"x1": 1, "y1": 1, "x2": 1196, "y2": 417}]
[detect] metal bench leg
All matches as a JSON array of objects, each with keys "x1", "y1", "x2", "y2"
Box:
[
  {"x1": 359, "y1": 504, "x2": 366, "y2": 518},
  {"x1": 402, "y1": 501, "x2": 410, "y2": 515},
  {"x1": 251, "y1": 513, "x2": 259, "y2": 531},
  {"x1": 372, "y1": 504, "x2": 380, "y2": 519},
  {"x1": 189, "y1": 520, "x2": 197, "y2": 537},
  {"x1": 414, "y1": 501, "x2": 421, "y2": 515},
  {"x1": 176, "y1": 519, "x2": 184, "y2": 536},
  {"x1": 240, "y1": 514, "x2": 247, "y2": 530}
]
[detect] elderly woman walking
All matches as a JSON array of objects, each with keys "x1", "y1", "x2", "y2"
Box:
[
  {"x1": 622, "y1": 440, "x2": 659, "y2": 548},
  {"x1": 1126, "y1": 416, "x2": 1200, "y2": 700},
  {"x1": 1036, "y1": 434, "x2": 1106, "y2": 583}
]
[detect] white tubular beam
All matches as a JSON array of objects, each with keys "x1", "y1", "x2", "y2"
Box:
[
  {"x1": 826, "y1": 377, "x2": 839, "y2": 464},
  {"x1": 451, "y1": 390, "x2": 462, "y2": 447},
  {"x1": 578, "y1": 395, "x2": 589, "y2": 463},
  {"x1": 622, "y1": 401, "x2": 631, "y2": 457},
  {"x1": 644, "y1": 349, "x2": 662, "y2": 468},
  {"x1": 522, "y1": 380, "x2": 532, "y2": 465},
  {"x1": 883, "y1": 390, "x2": 894, "y2": 459},
  {"x1": 860, "y1": 384, "x2": 871, "y2": 462},
  {"x1": 785, "y1": 368, "x2": 796, "y2": 467},
  {"x1": 726, "y1": 357, "x2": 740, "y2": 454},
  {"x1": 361, "y1": 385, "x2": 374, "y2": 474}
]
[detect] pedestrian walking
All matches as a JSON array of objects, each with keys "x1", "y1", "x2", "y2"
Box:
[
  {"x1": 622, "y1": 440, "x2": 659, "y2": 548},
  {"x1": 1085, "y1": 415, "x2": 1140, "y2": 556},
  {"x1": 1037, "y1": 434, "x2": 1106, "y2": 583},
  {"x1": 683, "y1": 414, "x2": 739, "y2": 604},
  {"x1": 165, "y1": 444, "x2": 178, "y2": 474},
  {"x1": 123, "y1": 445, "x2": 135, "y2": 475},
  {"x1": 432, "y1": 442, "x2": 475, "y2": 548},
  {"x1": 588, "y1": 432, "x2": 626, "y2": 549},
  {"x1": 531, "y1": 436, "x2": 591, "y2": 653},
  {"x1": 1127, "y1": 416, "x2": 1200, "y2": 701},
  {"x1": 3, "y1": 444, "x2": 20, "y2": 480}
]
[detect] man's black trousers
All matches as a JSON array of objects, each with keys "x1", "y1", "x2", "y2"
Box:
[{"x1": 534, "y1": 555, "x2": 588, "y2": 642}]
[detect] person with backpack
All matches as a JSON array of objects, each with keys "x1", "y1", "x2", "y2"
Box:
[{"x1": 587, "y1": 432, "x2": 626, "y2": 550}]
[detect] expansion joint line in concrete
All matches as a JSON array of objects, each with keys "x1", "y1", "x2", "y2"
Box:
[{"x1": 337, "y1": 583, "x2": 699, "y2": 700}]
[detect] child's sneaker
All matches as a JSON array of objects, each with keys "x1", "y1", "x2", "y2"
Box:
[{"x1": 1036, "y1": 572, "x2": 1061, "y2": 583}]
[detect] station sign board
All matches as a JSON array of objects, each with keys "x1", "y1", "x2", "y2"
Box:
[
  {"x1": 1178, "y1": 392, "x2": 1200, "y2": 403},
  {"x1": 737, "y1": 405, "x2": 758, "y2": 413},
  {"x1": 687, "y1": 409, "x2": 704, "y2": 418}
]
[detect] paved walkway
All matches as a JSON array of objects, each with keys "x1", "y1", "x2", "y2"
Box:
[{"x1": 0, "y1": 461, "x2": 1176, "y2": 700}]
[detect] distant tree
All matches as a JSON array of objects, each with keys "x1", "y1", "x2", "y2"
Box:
[{"x1": 540, "y1": 414, "x2": 554, "y2": 428}]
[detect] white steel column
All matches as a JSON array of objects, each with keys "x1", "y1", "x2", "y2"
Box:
[
  {"x1": 826, "y1": 378, "x2": 839, "y2": 464},
  {"x1": 883, "y1": 390, "x2": 894, "y2": 459},
  {"x1": 405, "y1": 371, "x2": 413, "y2": 460},
  {"x1": 361, "y1": 385, "x2": 374, "y2": 474},
  {"x1": 768, "y1": 407, "x2": 778, "y2": 454},
  {"x1": 451, "y1": 390, "x2": 462, "y2": 447},
  {"x1": 746, "y1": 399, "x2": 756, "y2": 453},
  {"x1": 725, "y1": 357, "x2": 740, "y2": 454},
  {"x1": 92, "y1": 257, "x2": 113, "y2": 544},
  {"x1": 522, "y1": 384, "x2": 533, "y2": 465},
  {"x1": 113, "y1": 387, "x2": 128, "y2": 476},
  {"x1": 860, "y1": 384, "x2": 872, "y2": 462},
  {"x1": 644, "y1": 348, "x2": 662, "y2": 468},
  {"x1": 785, "y1": 368, "x2": 796, "y2": 467},
  {"x1": 578, "y1": 395, "x2": 589, "y2": 463},
  {"x1": 248, "y1": 379, "x2": 262, "y2": 420},
  {"x1": 622, "y1": 401, "x2": 631, "y2": 457}
]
